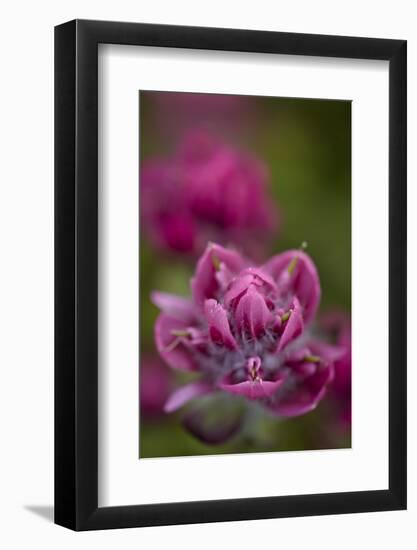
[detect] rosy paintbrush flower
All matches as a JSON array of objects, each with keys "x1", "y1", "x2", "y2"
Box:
[
  {"x1": 141, "y1": 131, "x2": 278, "y2": 257},
  {"x1": 152, "y1": 243, "x2": 340, "y2": 441}
]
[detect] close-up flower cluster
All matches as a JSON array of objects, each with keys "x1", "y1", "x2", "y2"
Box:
[
  {"x1": 151, "y1": 242, "x2": 345, "y2": 443},
  {"x1": 139, "y1": 91, "x2": 351, "y2": 457}
]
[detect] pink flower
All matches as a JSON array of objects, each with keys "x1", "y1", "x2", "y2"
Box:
[
  {"x1": 141, "y1": 131, "x2": 278, "y2": 257},
  {"x1": 152, "y1": 243, "x2": 340, "y2": 441}
]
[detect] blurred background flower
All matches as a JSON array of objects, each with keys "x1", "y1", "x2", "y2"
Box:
[
  {"x1": 139, "y1": 91, "x2": 351, "y2": 458},
  {"x1": 141, "y1": 130, "x2": 278, "y2": 258}
]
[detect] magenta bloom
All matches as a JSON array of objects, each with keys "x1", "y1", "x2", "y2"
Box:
[
  {"x1": 141, "y1": 131, "x2": 278, "y2": 257},
  {"x1": 152, "y1": 243, "x2": 340, "y2": 440}
]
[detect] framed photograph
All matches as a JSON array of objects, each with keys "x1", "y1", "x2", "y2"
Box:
[{"x1": 55, "y1": 19, "x2": 407, "y2": 530}]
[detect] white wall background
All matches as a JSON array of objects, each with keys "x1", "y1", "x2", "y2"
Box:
[{"x1": 0, "y1": 1, "x2": 414, "y2": 548}]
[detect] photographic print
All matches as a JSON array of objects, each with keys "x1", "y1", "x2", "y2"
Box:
[
  {"x1": 139, "y1": 91, "x2": 351, "y2": 459},
  {"x1": 55, "y1": 21, "x2": 406, "y2": 529}
]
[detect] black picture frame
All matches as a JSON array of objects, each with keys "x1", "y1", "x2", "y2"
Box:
[{"x1": 55, "y1": 19, "x2": 407, "y2": 531}]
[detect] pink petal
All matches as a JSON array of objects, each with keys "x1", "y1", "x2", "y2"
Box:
[
  {"x1": 235, "y1": 285, "x2": 272, "y2": 338},
  {"x1": 219, "y1": 377, "x2": 284, "y2": 400},
  {"x1": 191, "y1": 243, "x2": 246, "y2": 308},
  {"x1": 270, "y1": 365, "x2": 333, "y2": 417},
  {"x1": 277, "y1": 297, "x2": 304, "y2": 351},
  {"x1": 263, "y1": 250, "x2": 321, "y2": 324},
  {"x1": 224, "y1": 273, "x2": 254, "y2": 308},
  {"x1": 308, "y1": 340, "x2": 346, "y2": 363},
  {"x1": 204, "y1": 299, "x2": 237, "y2": 350},
  {"x1": 215, "y1": 261, "x2": 236, "y2": 290},
  {"x1": 151, "y1": 291, "x2": 196, "y2": 323},
  {"x1": 154, "y1": 314, "x2": 197, "y2": 371},
  {"x1": 240, "y1": 267, "x2": 277, "y2": 290},
  {"x1": 284, "y1": 346, "x2": 312, "y2": 364},
  {"x1": 164, "y1": 381, "x2": 212, "y2": 413}
]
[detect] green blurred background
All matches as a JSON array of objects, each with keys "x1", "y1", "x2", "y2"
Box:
[{"x1": 139, "y1": 92, "x2": 351, "y2": 458}]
